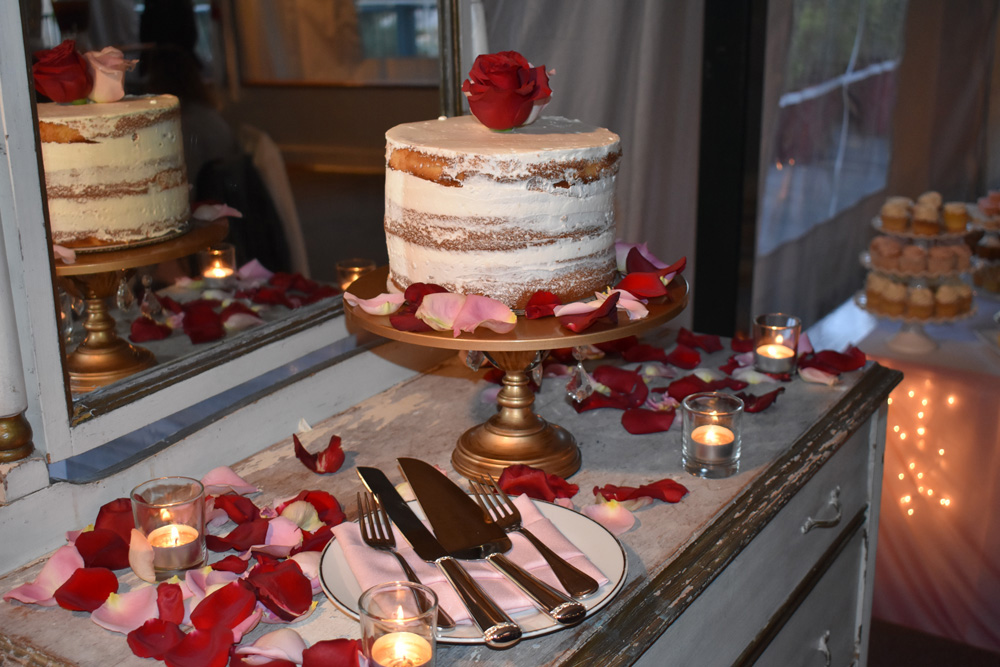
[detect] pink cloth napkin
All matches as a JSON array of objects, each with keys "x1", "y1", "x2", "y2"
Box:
[{"x1": 332, "y1": 495, "x2": 609, "y2": 624}]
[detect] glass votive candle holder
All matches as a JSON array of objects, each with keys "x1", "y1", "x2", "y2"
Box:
[
  {"x1": 336, "y1": 257, "x2": 377, "y2": 291},
  {"x1": 198, "y1": 243, "x2": 236, "y2": 286},
  {"x1": 131, "y1": 476, "x2": 207, "y2": 579},
  {"x1": 359, "y1": 581, "x2": 437, "y2": 667},
  {"x1": 753, "y1": 313, "x2": 801, "y2": 374},
  {"x1": 681, "y1": 392, "x2": 744, "y2": 478}
]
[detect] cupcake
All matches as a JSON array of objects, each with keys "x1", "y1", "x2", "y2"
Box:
[
  {"x1": 934, "y1": 284, "x2": 960, "y2": 317},
  {"x1": 952, "y1": 243, "x2": 973, "y2": 271},
  {"x1": 928, "y1": 245, "x2": 956, "y2": 273},
  {"x1": 880, "y1": 197, "x2": 911, "y2": 232},
  {"x1": 899, "y1": 245, "x2": 927, "y2": 273},
  {"x1": 978, "y1": 196, "x2": 1000, "y2": 217},
  {"x1": 911, "y1": 203, "x2": 941, "y2": 236},
  {"x1": 976, "y1": 233, "x2": 1000, "y2": 261},
  {"x1": 956, "y1": 283, "x2": 973, "y2": 312},
  {"x1": 917, "y1": 191, "x2": 942, "y2": 210},
  {"x1": 881, "y1": 279, "x2": 907, "y2": 316},
  {"x1": 943, "y1": 202, "x2": 969, "y2": 233},
  {"x1": 989, "y1": 189, "x2": 1000, "y2": 205},
  {"x1": 870, "y1": 236, "x2": 902, "y2": 270},
  {"x1": 906, "y1": 286, "x2": 934, "y2": 319},
  {"x1": 865, "y1": 273, "x2": 886, "y2": 312}
]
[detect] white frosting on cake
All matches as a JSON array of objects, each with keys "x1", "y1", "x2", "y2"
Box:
[
  {"x1": 384, "y1": 115, "x2": 621, "y2": 308},
  {"x1": 37, "y1": 95, "x2": 189, "y2": 247}
]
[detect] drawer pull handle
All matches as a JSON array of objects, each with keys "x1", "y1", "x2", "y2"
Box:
[
  {"x1": 816, "y1": 629, "x2": 832, "y2": 667},
  {"x1": 801, "y1": 487, "x2": 842, "y2": 533}
]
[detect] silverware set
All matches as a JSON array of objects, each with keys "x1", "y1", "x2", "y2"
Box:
[{"x1": 356, "y1": 460, "x2": 603, "y2": 648}]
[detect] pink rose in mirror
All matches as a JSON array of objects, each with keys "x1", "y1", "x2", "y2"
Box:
[{"x1": 83, "y1": 47, "x2": 136, "y2": 103}]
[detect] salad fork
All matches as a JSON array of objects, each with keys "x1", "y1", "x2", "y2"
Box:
[
  {"x1": 357, "y1": 491, "x2": 455, "y2": 628},
  {"x1": 469, "y1": 476, "x2": 600, "y2": 597}
]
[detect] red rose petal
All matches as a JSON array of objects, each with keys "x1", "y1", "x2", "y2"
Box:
[
  {"x1": 621, "y1": 343, "x2": 669, "y2": 364},
  {"x1": 206, "y1": 518, "x2": 269, "y2": 553},
  {"x1": 656, "y1": 256, "x2": 687, "y2": 278},
  {"x1": 158, "y1": 294, "x2": 184, "y2": 314},
  {"x1": 301, "y1": 284, "x2": 340, "y2": 304},
  {"x1": 718, "y1": 356, "x2": 740, "y2": 375},
  {"x1": 94, "y1": 497, "x2": 135, "y2": 543},
  {"x1": 594, "y1": 336, "x2": 639, "y2": 356},
  {"x1": 292, "y1": 525, "x2": 334, "y2": 554},
  {"x1": 182, "y1": 301, "x2": 225, "y2": 344},
  {"x1": 301, "y1": 638, "x2": 361, "y2": 667},
  {"x1": 157, "y1": 582, "x2": 185, "y2": 624},
  {"x1": 664, "y1": 375, "x2": 749, "y2": 402},
  {"x1": 558, "y1": 292, "x2": 620, "y2": 333},
  {"x1": 497, "y1": 464, "x2": 578, "y2": 502},
  {"x1": 625, "y1": 246, "x2": 659, "y2": 274},
  {"x1": 621, "y1": 408, "x2": 676, "y2": 434},
  {"x1": 210, "y1": 555, "x2": 250, "y2": 574},
  {"x1": 276, "y1": 489, "x2": 345, "y2": 526},
  {"x1": 572, "y1": 391, "x2": 633, "y2": 413},
  {"x1": 731, "y1": 334, "x2": 754, "y2": 353},
  {"x1": 390, "y1": 303, "x2": 434, "y2": 332},
  {"x1": 736, "y1": 387, "x2": 786, "y2": 413},
  {"x1": 592, "y1": 365, "x2": 646, "y2": 400},
  {"x1": 595, "y1": 478, "x2": 688, "y2": 503},
  {"x1": 247, "y1": 560, "x2": 314, "y2": 621},
  {"x1": 677, "y1": 328, "x2": 723, "y2": 353},
  {"x1": 231, "y1": 656, "x2": 297, "y2": 667},
  {"x1": 293, "y1": 434, "x2": 345, "y2": 474},
  {"x1": 524, "y1": 291, "x2": 561, "y2": 319},
  {"x1": 253, "y1": 286, "x2": 295, "y2": 309},
  {"x1": 403, "y1": 282, "x2": 448, "y2": 306},
  {"x1": 53, "y1": 566, "x2": 119, "y2": 612},
  {"x1": 212, "y1": 493, "x2": 261, "y2": 524},
  {"x1": 130, "y1": 316, "x2": 172, "y2": 342},
  {"x1": 163, "y1": 626, "x2": 233, "y2": 667},
  {"x1": 74, "y1": 529, "x2": 130, "y2": 570},
  {"x1": 190, "y1": 580, "x2": 257, "y2": 630},
  {"x1": 614, "y1": 272, "x2": 667, "y2": 299},
  {"x1": 127, "y1": 618, "x2": 185, "y2": 660},
  {"x1": 799, "y1": 346, "x2": 866, "y2": 374},
  {"x1": 664, "y1": 344, "x2": 701, "y2": 369}
]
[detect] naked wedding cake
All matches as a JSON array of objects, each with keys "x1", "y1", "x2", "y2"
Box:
[
  {"x1": 384, "y1": 114, "x2": 621, "y2": 309},
  {"x1": 37, "y1": 94, "x2": 190, "y2": 249}
]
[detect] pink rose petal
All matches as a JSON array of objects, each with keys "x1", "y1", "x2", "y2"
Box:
[
  {"x1": 250, "y1": 517, "x2": 303, "y2": 558},
  {"x1": 604, "y1": 289, "x2": 648, "y2": 320},
  {"x1": 238, "y1": 259, "x2": 274, "y2": 283},
  {"x1": 414, "y1": 292, "x2": 467, "y2": 331},
  {"x1": 343, "y1": 292, "x2": 405, "y2": 316},
  {"x1": 582, "y1": 500, "x2": 636, "y2": 536},
  {"x1": 129, "y1": 529, "x2": 156, "y2": 583},
  {"x1": 201, "y1": 466, "x2": 259, "y2": 496},
  {"x1": 192, "y1": 203, "x2": 244, "y2": 221},
  {"x1": 53, "y1": 244, "x2": 76, "y2": 264},
  {"x1": 290, "y1": 552, "x2": 322, "y2": 595},
  {"x1": 451, "y1": 294, "x2": 517, "y2": 336},
  {"x1": 233, "y1": 628, "x2": 307, "y2": 664},
  {"x1": 91, "y1": 586, "x2": 159, "y2": 634},
  {"x1": 3, "y1": 545, "x2": 84, "y2": 606},
  {"x1": 799, "y1": 366, "x2": 839, "y2": 386}
]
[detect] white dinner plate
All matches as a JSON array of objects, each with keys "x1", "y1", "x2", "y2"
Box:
[{"x1": 319, "y1": 499, "x2": 628, "y2": 644}]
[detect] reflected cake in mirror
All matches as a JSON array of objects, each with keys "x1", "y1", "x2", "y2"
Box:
[
  {"x1": 37, "y1": 94, "x2": 190, "y2": 249},
  {"x1": 383, "y1": 115, "x2": 621, "y2": 309}
]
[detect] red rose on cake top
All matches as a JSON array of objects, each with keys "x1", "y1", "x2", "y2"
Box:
[
  {"x1": 461, "y1": 50, "x2": 552, "y2": 130},
  {"x1": 32, "y1": 39, "x2": 136, "y2": 104}
]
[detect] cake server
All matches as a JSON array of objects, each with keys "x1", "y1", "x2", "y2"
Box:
[
  {"x1": 357, "y1": 466, "x2": 522, "y2": 648},
  {"x1": 397, "y1": 457, "x2": 586, "y2": 627}
]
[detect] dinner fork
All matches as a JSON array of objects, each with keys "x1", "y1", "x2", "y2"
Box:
[
  {"x1": 357, "y1": 491, "x2": 455, "y2": 629},
  {"x1": 470, "y1": 476, "x2": 601, "y2": 598}
]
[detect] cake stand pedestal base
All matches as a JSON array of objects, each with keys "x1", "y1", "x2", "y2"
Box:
[
  {"x1": 887, "y1": 323, "x2": 938, "y2": 354},
  {"x1": 453, "y1": 351, "x2": 580, "y2": 479}
]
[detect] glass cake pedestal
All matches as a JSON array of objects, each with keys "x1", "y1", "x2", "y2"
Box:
[
  {"x1": 54, "y1": 219, "x2": 229, "y2": 393},
  {"x1": 345, "y1": 266, "x2": 689, "y2": 479}
]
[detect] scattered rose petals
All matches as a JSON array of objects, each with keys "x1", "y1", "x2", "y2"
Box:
[
  {"x1": 130, "y1": 316, "x2": 172, "y2": 342},
  {"x1": 252, "y1": 517, "x2": 303, "y2": 559},
  {"x1": 799, "y1": 366, "x2": 839, "y2": 386},
  {"x1": 798, "y1": 346, "x2": 866, "y2": 374},
  {"x1": 182, "y1": 300, "x2": 226, "y2": 344},
  {"x1": 91, "y1": 586, "x2": 159, "y2": 634},
  {"x1": 621, "y1": 407, "x2": 676, "y2": 434},
  {"x1": 664, "y1": 344, "x2": 701, "y2": 369},
  {"x1": 157, "y1": 582, "x2": 186, "y2": 624},
  {"x1": 212, "y1": 493, "x2": 261, "y2": 525},
  {"x1": 615, "y1": 242, "x2": 669, "y2": 272},
  {"x1": 95, "y1": 498, "x2": 135, "y2": 543},
  {"x1": 595, "y1": 478, "x2": 689, "y2": 504},
  {"x1": 301, "y1": 638, "x2": 361, "y2": 667},
  {"x1": 276, "y1": 490, "x2": 345, "y2": 526},
  {"x1": 557, "y1": 292, "x2": 620, "y2": 333},
  {"x1": 237, "y1": 259, "x2": 273, "y2": 283},
  {"x1": 247, "y1": 560, "x2": 314, "y2": 622},
  {"x1": 594, "y1": 336, "x2": 638, "y2": 355},
  {"x1": 582, "y1": 499, "x2": 636, "y2": 536},
  {"x1": 414, "y1": 292, "x2": 466, "y2": 331},
  {"x1": 164, "y1": 625, "x2": 233, "y2": 667},
  {"x1": 613, "y1": 272, "x2": 667, "y2": 299},
  {"x1": 53, "y1": 244, "x2": 76, "y2": 264},
  {"x1": 677, "y1": 328, "x2": 723, "y2": 353},
  {"x1": 206, "y1": 518, "x2": 269, "y2": 553},
  {"x1": 451, "y1": 294, "x2": 517, "y2": 336},
  {"x1": 210, "y1": 555, "x2": 250, "y2": 574},
  {"x1": 292, "y1": 433, "x2": 345, "y2": 474},
  {"x1": 74, "y1": 528, "x2": 130, "y2": 570},
  {"x1": 54, "y1": 567, "x2": 119, "y2": 612},
  {"x1": 293, "y1": 526, "x2": 334, "y2": 555},
  {"x1": 192, "y1": 203, "x2": 243, "y2": 221},
  {"x1": 736, "y1": 387, "x2": 786, "y2": 413},
  {"x1": 731, "y1": 367, "x2": 778, "y2": 384},
  {"x1": 279, "y1": 501, "x2": 324, "y2": 533},
  {"x1": 664, "y1": 374, "x2": 749, "y2": 402},
  {"x1": 498, "y1": 464, "x2": 578, "y2": 502},
  {"x1": 3, "y1": 545, "x2": 84, "y2": 606},
  {"x1": 403, "y1": 282, "x2": 448, "y2": 305},
  {"x1": 343, "y1": 292, "x2": 405, "y2": 316},
  {"x1": 127, "y1": 618, "x2": 185, "y2": 660},
  {"x1": 524, "y1": 291, "x2": 561, "y2": 319},
  {"x1": 389, "y1": 303, "x2": 433, "y2": 332},
  {"x1": 128, "y1": 529, "x2": 156, "y2": 583},
  {"x1": 190, "y1": 581, "x2": 258, "y2": 631},
  {"x1": 234, "y1": 628, "x2": 307, "y2": 665},
  {"x1": 290, "y1": 552, "x2": 322, "y2": 595},
  {"x1": 731, "y1": 334, "x2": 754, "y2": 353},
  {"x1": 621, "y1": 343, "x2": 669, "y2": 364},
  {"x1": 202, "y1": 467, "x2": 259, "y2": 496}
]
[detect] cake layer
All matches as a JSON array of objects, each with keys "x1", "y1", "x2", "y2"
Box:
[
  {"x1": 384, "y1": 115, "x2": 621, "y2": 309},
  {"x1": 37, "y1": 95, "x2": 190, "y2": 248}
]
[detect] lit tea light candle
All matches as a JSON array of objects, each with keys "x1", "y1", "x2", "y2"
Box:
[
  {"x1": 753, "y1": 314, "x2": 801, "y2": 373},
  {"x1": 690, "y1": 424, "x2": 735, "y2": 461},
  {"x1": 147, "y1": 524, "x2": 201, "y2": 571},
  {"x1": 370, "y1": 631, "x2": 433, "y2": 667},
  {"x1": 202, "y1": 262, "x2": 234, "y2": 280}
]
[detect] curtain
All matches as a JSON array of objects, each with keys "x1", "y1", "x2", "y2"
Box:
[{"x1": 481, "y1": 0, "x2": 705, "y2": 328}]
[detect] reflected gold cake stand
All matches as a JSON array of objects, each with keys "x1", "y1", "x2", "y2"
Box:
[
  {"x1": 345, "y1": 266, "x2": 688, "y2": 479},
  {"x1": 55, "y1": 219, "x2": 229, "y2": 393}
]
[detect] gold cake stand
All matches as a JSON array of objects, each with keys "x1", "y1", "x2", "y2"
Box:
[
  {"x1": 55, "y1": 219, "x2": 229, "y2": 393},
  {"x1": 345, "y1": 266, "x2": 689, "y2": 479}
]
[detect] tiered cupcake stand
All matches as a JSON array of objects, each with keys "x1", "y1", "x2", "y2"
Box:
[
  {"x1": 857, "y1": 217, "x2": 976, "y2": 353},
  {"x1": 344, "y1": 266, "x2": 688, "y2": 479}
]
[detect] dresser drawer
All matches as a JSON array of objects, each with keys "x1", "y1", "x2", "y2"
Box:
[
  {"x1": 637, "y1": 425, "x2": 871, "y2": 666},
  {"x1": 755, "y1": 529, "x2": 865, "y2": 666}
]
